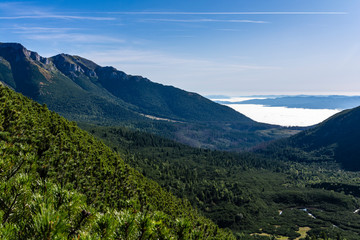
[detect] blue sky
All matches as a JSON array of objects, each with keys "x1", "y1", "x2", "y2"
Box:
[{"x1": 1, "y1": 0, "x2": 359, "y2": 95}]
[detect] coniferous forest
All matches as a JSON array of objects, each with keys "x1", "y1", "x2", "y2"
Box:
[
  {"x1": 81, "y1": 123, "x2": 360, "y2": 239},
  {"x1": 0, "y1": 85, "x2": 234, "y2": 239}
]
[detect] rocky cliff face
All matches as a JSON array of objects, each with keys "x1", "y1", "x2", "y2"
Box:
[
  {"x1": 0, "y1": 43, "x2": 52, "y2": 97},
  {"x1": 51, "y1": 54, "x2": 98, "y2": 79},
  {"x1": 0, "y1": 43, "x2": 50, "y2": 65},
  {"x1": 29, "y1": 51, "x2": 50, "y2": 65}
]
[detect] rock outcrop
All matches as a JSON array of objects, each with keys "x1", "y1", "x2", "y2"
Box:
[
  {"x1": 51, "y1": 54, "x2": 98, "y2": 79},
  {"x1": 0, "y1": 42, "x2": 49, "y2": 65}
]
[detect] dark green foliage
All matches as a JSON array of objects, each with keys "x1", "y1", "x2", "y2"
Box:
[
  {"x1": 82, "y1": 124, "x2": 360, "y2": 239},
  {"x1": 95, "y1": 66, "x2": 249, "y2": 122},
  {"x1": 0, "y1": 57, "x2": 14, "y2": 88},
  {"x1": 0, "y1": 85, "x2": 234, "y2": 239}
]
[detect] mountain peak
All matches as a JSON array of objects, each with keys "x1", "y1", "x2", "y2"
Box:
[
  {"x1": 0, "y1": 42, "x2": 26, "y2": 51},
  {"x1": 0, "y1": 42, "x2": 49, "y2": 65}
]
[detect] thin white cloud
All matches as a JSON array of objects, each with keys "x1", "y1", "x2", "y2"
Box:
[
  {"x1": 7, "y1": 26, "x2": 124, "y2": 44},
  {"x1": 0, "y1": 15, "x2": 115, "y2": 20},
  {"x1": 82, "y1": 48, "x2": 278, "y2": 74},
  {"x1": 0, "y1": 2, "x2": 115, "y2": 21},
  {"x1": 108, "y1": 11, "x2": 348, "y2": 15},
  {"x1": 0, "y1": 2, "x2": 26, "y2": 9},
  {"x1": 25, "y1": 33, "x2": 125, "y2": 43},
  {"x1": 78, "y1": 48, "x2": 280, "y2": 93},
  {"x1": 217, "y1": 28, "x2": 244, "y2": 32},
  {"x1": 142, "y1": 19, "x2": 268, "y2": 24},
  {"x1": 10, "y1": 26, "x2": 79, "y2": 33},
  {"x1": 0, "y1": 2, "x2": 60, "y2": 17}
]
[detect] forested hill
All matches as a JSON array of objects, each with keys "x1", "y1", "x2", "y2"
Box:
[
  {"x1": 0, "y1": 42, "x2": 293, "y2": 151},
  {"x1": 0, "y1": 84, "x2": 234, "y2": 239},
  {"x1": 259, "y1": 106, "x2": 360, "y2": 171},
  {"x1": 0, "y1": 42, "x2": 254, "y2": 123}
]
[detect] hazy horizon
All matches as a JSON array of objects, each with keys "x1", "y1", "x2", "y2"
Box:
[
  {"x1": 206, "y1": 92, "x2": 360, "y2": 97},
  {"x1": 209, "y1": 95, "x2": 360, "y2": 126}
]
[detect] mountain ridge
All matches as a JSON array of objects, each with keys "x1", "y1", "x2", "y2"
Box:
[
  {"x1": 0, "y1": 42, "x2": 255, "y2": 122},
  {"x1": 0, "y1": 42, "x2": 294, "y2": 150}
]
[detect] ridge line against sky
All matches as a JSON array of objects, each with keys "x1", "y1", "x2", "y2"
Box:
[{"x1": 0, "y1": 0, "x2": 359, "y2": 95}]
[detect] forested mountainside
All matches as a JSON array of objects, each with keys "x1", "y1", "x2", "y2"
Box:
[
  {"x1": 259, "y1": 106, "x2": 360, "y2": 171},
  {"x1": 0, "y1": 84, "x2": 234, "y2": 239},
  {"x1": 50, "y1": 53, "x2": 249, "y2": 123},
  {"x1": 82, "y1": 123, "x2": 360, "y2": 239},
  {"x1": 0, "y1": 42, "x2": 296, "y2": 150}
]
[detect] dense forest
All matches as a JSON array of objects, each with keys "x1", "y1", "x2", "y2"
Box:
[
  {"x1": 81, "y1": 123, "x2": 360, "y2": 239},
  {"x1": 0, "y1": 84, "x2": 234, "y2": 239}
]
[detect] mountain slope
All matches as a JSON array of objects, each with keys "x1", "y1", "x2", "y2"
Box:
[
  {"x1": 0, "y1": 43, "x2": 145, "y2": 125},
  {"x1": 0, "y1": 42, "x2": 254, "y2": 123},
  {"x1": 0, "y1": 42, "x2": 292, "y2": 150},
  {"x1": 0, "y1": 83, "x2": 234, "y2": 239},
  {"x1": 260, "y1": 106, "x2": 360, "y2": 171},
  {"x1": 51, "y1": 53, "x2": 252, "y2": 123}
]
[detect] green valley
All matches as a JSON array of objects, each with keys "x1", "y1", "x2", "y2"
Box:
[{"x1": 81, "y1": 122, "x2": 360, "y2": 239}]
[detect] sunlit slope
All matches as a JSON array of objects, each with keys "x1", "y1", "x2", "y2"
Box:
[{"x1": 0, "y1": 84, "x2": 234, "y2": 239}]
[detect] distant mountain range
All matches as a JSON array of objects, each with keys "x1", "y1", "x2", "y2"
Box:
[
  {"x1": 215, "y1": 95, "x2": 360, "y2": 110},
  {"x1": 0, "y1": 42, "x2": 295, "y2": 150}
]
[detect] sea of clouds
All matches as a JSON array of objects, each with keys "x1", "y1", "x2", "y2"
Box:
[{"x1": 211, "y1": 97, "x2": 340, "y2": 127}]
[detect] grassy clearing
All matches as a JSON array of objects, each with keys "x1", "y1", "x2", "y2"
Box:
[
  {"x1": 251, "y1": 226, "x2": 311, "y2": 240},
  {"x1": 296, "y1": 227, "x2": 311, "y2": 239}
]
